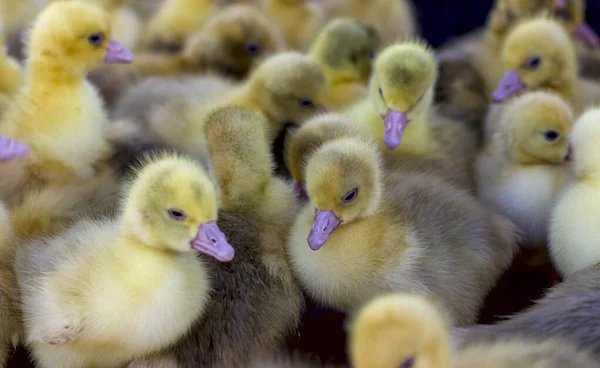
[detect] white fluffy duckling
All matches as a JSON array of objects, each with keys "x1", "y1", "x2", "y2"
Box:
[
  {"x1": 16, "y1": 154, "x2": 234, "y2": 368},
  {"x1": 477, "y1": 91, "x2": 574, "y2": 248},
  {"x1": 287, "y1": 135, "x2": 517, "y2": 324},
  {"x1": 550, "y1": 107, "x2": 600, "y2": 279}
]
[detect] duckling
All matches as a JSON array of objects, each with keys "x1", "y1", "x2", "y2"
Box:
[
  {"x1": 351, "y1": 293, "x2": 600, "y2": 368},
  {"x1": 0, "y1": 0, "x2": 134, "y2": 203},
  {"x1": 477, "y1": 92, "x2": 574, "y2": 249},
  {"x1": 491, "y1": 16, "x2": 600, "y2": 112},
  {"x1": 86, "y1": 0, "x2": 143, "y2": 49},
  {"x1": 89, "y1": 4, "x2": 285, "y2": 110},
  {"x1": 0, "y1": 200, "x2": 18, "y2": 368},
  {"x1": 348, "y1": 41, "x2": 478, "y2": 191},
  {"x1": 554, "y1": 0, "x2": 599, "y2": 48},
  {"x1": 117, "y1": 52, "x2": 328, "y2": 153},
  {"x1": 454, "y1": 263, "x2": 600, "y2": 359},
  {"x1": 548, "y1": 107, "x2": 600, "y2": 278},
  {"x1": 0, "y1": 18, "x2": 24, "y2": 115},
  {"x1": 141, "y1": 0, "x2": 217, "y2": 52},
  {"x1": 16, "y1": 154, "x2": 234, "y2": 368},
  {"x1": 435, "y1": 0, "x2": 556, "y2": 131},
  {"x1": 321, "y1": 0, "x2": 417, "y2": 46},
  {"x1": 263, "y1": 0, "x2": 326, "y2": 51},
  {"x1": 308, "y1": 18, "x2": 379, "y2": 111},
  {"x1": 287, "y1": 136, "x2": 517, "y2": 324},
  {"x1": 204, "y1": 107, "x2": 303, "y2": 290}
]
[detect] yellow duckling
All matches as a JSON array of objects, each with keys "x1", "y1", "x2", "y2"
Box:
[
  {"x1": 491, "y1": 16, "x2": 600, "y2": 112},
  {"x1": 350, "y1": 293, "x2": 600, "y2": 368},
  {"x1": 0, "y1": 0, "x2": 134, "y2": 202},
  {"x1": 263, "y1": 0, "x2": 326, "y2": 51},
  {"x1": 477, "y1": 92, "x2": 574, "y2": 249},
  {"x1": 16, "y1": 154, "x2": 234, "y2": 368},
  {"x1": 287, "y1": 135, "x2": 517, "y2": 324},
  {"x1": 347, "y1": 41, "x2": 477, "y2": 188},
  {"x1": 0, "y1": 17, "x2": 24, "y2": 115},
  {"x1": 549, "y1": 107, "x2": 600, "y2": 279},
  {"x1": 553, "y1": 0, "x2": 599, "y2": 48},
  {"x1": 309, "y1": 18, "x2": 379, "y2": 111},
  {"x1": 141, "y1": 0, "x2": 217, "y2": 52},
  {"x1": 119, "y1": 52, "x2": 328, "y2": 155}
]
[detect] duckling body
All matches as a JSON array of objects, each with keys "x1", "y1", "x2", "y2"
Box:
[
  {"x1": 288, "y1": 136, "x2": 517, "y2": 324},
  {"x1": 351, "y1": 293, "x2": 600, "y2": 368},
  {"x1": 0, "y1": 201, "x2": 18, "y2": 367},
  {"x1": 549, "y1": 108, "x2": 600, "y2": 278},
  {"x1": 17, "y1": 155, "x2": 233, "y2": 368},
  {"x1": 477, "y1": 92, "x2": 574, "y2": 248}
]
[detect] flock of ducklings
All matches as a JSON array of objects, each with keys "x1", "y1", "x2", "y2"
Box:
[{"x1": 1, "y1": 0, "x2": 600, "y2": 367}]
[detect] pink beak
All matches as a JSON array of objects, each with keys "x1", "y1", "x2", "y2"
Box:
[
  {"x1": 307, "y1": 209, "x2": 342, "y2": 250},
  {"x1": 104, "y1": 39, "x2": 134, "y2": 64},
  {"x1": 383, "y1": 109, "x2": 409, "y2": 149},
  {"x1": 0, "y1": 134, "x2": 29, "y2": 161},
  {"x1": 574, "y1": 23, "x2": 600, "y2": 47},
  {"x1": 492, "y1": 70, "x2": 527, "y2": 102},
  {"x1": 191, "y1": 221, "x2": 234, "y2": 262}
]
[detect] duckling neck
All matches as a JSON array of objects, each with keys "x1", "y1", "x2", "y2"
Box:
[{"x1": 27, "y1": 56, "x2": 86, "y2": 86}]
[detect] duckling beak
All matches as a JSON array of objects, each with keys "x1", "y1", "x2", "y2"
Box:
[
  {"x1": 308, "y1": 209, "x2": 342, "y2": 250},
  {"x1": 0, "y1": 135, "x2": 29, "y2": 161},
  {"x1": 383, "y1": 109, "x2": 409, "y2": 149},
  {"x1": 104, "y1": 39, "x2": 134, "y2": 64},
  {"x1": 574, "y1": 23, "x2": 600, "y2": 47},
  {"x1": 191, "y1": 221, "x2": 235, "y2": 262},
  {"x1": 492, "y1": 70, "x2": 526, "y2": 102}
]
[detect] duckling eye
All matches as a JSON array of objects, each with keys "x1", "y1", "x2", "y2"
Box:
[
  {"x1": 341, "y1": 188, "x2": 358, "y2": 203},
  {"x1": 87, "y1": 32, "x2": 105, "y2": 46},
  {"x1": 246, "y1": 42, "x2": 260, "y2": 55},
  {"x1": 523, "y1": 56, "x2": 542, "y2": 69},
  {"x1": 398, "y1": 356, "x2": 415, "y2": 368},
  {"x1": 544, "y1": 130, "x2": 560, "y2": 141},
  {"x1": 168, "y1": 209, "x2": 187, "y2": 220},
  {"x1": 299, "y1": 99, "x2": 314, "y2": 107}
]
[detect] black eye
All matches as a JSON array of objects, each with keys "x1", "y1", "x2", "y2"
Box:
[
  {"x1": 87, "y1": 32, "x2": 105, "y2": 46},
  {"x1": 524, "y1": 56, "x2": 542, "y2": 69},
  {"x1": 398, "y1": 356, "x2": 415, "y2": 368},
  {"x1": 168, "y1": 209, "x2": 187, "y2": 220},
  {"x1": 299, "y1": 99, "x2": 314, "y2": 107},
  {"x1": 342, "y1": 188, "x2": 358, "y2": 203},
  {"x1": 544, "y1": 130, "x2": 560, "y2": 141},
  {"x1": 246, "y1": 42, "x2": 260, "y2": 55}
]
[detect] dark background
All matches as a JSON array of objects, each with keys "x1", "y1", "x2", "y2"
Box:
[{"x1": 416, "y1": 0, "x2": 600, "y2": 47}]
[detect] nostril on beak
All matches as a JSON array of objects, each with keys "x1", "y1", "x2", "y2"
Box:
[{"x1": 210, "y1": 237, "x2": 217, "y2": 244}]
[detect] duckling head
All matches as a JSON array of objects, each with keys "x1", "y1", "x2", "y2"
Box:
[
  {"x1": 305, "y1": 136, "x2": 382, "y2": 250},
  {"x1": 368, "y1": 41, "x2": 436, "y2": 149},
  {"x1": 203, "y1": 106, "x2": 272, "y2": 209},
  {"x1": 554, "y1": 0, "x2": 599, "y2": 47},
  {"x1": 122, "y1": 155, "x2": 234, "y2": 261},
  {"x1": 249, "y1": 52, "x2": 328, "y2": 124},
  {"x1": 568, "y1": 107, "x2": 600, "y2": 180},
  {"x1": 309, "y1": 17, "x2": 379, "y2": 84},
  {"x1": 183, "y1": 4, "x2": 285, "y2": 80},
  {"x1": 493, "y1": 17, "x2": 576, "y2": 102},
  {"x1": 350, "y1": 293, "x2": 451, "y2": 368},
  {"x1": 501, "y1": 91, "x2": 574, "y2": 165},
  {"x1": 27, "y1": 0, "x2": 133, "y2": 77}
]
